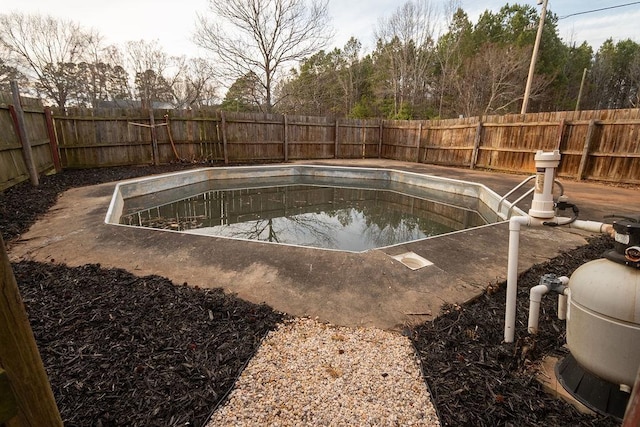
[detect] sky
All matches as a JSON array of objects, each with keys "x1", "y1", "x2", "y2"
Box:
[{"x1": 1, "y1": 0, "x2": 638, "y2": 59}]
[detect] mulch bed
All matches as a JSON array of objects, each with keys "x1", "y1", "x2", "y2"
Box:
[
  {"x1": 0, "y1": 165, "x2": 623, "y2": 426},
  {"x1": 13, "y1": 262, "x2": 283, "y2": 426}
]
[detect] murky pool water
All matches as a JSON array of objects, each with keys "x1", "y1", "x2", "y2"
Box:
[{"x1": 120, "y1": 182, "x2": 490, "y2": 251}]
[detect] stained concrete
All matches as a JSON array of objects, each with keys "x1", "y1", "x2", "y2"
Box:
[{"x1": 8, "y1": 160, "x2": 640, "y2": 330}]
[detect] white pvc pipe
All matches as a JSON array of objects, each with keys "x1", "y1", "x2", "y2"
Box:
[
  {"x1": 571, "y1": 220, "x2": 614, "y2": 235},
  {"x1": 544, "y1": 217, "x2": 613, "y2": 235},
  {"x1": 528, "y1": 284, "x2": 550, "y2": 334},
  {"x1": 558, "y1": 288, "x2": 570, "y2": 320},
  {"x1": 505, "y1": 215, "x2": 530, "y2": 342},
  {"x1": 528, "y1": 276, "x2": 570, "y2": 334},
  {"x1": 504, "y1": 214, "x2": 609, "y2": 343}
]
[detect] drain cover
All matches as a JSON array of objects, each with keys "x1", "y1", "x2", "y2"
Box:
[{"x1": 390, "y1": 252, "x2": 433, "y2": 270}]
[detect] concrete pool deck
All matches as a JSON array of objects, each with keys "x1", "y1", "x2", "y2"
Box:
[{"x1": 8, "y1": 160, "x2": 640, "y2": 330}]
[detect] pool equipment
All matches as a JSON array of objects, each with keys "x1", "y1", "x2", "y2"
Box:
[
  {"x1": 555, "y1": 215, "x2": 640, "y2": 419},
  {"x1": 501, "y1": 149, "x2": 639, "y2": 419},
  {"x1": 503, "y1": 150, "x2": 613, "y2": 343}
]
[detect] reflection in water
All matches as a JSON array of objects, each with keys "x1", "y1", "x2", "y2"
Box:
[{"x1": 120, "y1": 185, "x2": 487, "y2": 251}]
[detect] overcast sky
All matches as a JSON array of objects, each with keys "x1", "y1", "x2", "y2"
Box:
[{"x1": 1, "y1": 0, "x2": 638, "y2": 58}]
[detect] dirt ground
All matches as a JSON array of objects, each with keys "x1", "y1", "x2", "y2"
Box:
[{"x1": 2, "y1": 161, "x2": 635, "y2": 426}]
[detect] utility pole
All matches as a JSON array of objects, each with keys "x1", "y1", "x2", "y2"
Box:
[
  {"x1": 521, "y1": 0, "x2": 548, "y2": 114},
  {"x1": 575, "y1": 68, "x2": 588, "y2": 111}
]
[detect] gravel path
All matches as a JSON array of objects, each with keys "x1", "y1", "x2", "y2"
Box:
[{"x1": 207, "y1": 317, "x2": 440, "y2": 426}]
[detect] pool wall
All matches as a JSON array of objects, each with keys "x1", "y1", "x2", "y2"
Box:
[{"x1": 105, "y1": 165, "x2": 524, "y2": 227}]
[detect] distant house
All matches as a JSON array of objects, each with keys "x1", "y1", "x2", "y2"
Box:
[{"x1": 0, "y1": 91, "x2": 43, "y2": 107}]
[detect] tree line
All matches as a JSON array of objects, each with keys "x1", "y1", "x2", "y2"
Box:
[
  {"x1": 1, "y1": 0, "x2": 639, "y2": 119},
  {"x1": 0, "y1": 14, "x2": 218, "y2": 109}
]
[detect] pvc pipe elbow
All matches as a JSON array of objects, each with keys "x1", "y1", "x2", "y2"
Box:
[
  {"x1": 530, "y1": 284, "x2": 550, "y2": 303},
  {"x1": 528, "y1": 284, "x2": 551, "y2": 334},
  {"x1": 509, "y1": 215, "x2": 530, "y2": 231}
]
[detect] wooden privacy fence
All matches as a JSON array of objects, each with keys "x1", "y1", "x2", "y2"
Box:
[
  {"x1": 0, "y1": 93, "x2": 58, "y2": 191},
  {"x1": 49, "y1": 108, "x2": 384, "y2": 167},
  {"x1": 382, "y1": 109, "x2": 640, "y2": 184},
  {"x1": 2, "y1": 101, "x2": 640, "y2": 190}
]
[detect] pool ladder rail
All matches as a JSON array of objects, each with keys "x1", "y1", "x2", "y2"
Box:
[{"x1": 497, "y1": 175, "x2": 564, "y2": 220}]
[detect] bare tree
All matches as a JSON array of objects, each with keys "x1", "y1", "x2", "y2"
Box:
[
  {"x1": 75, "y1": 39, "x2": 132, "y2": 107},
  {"x1": 335, "y1": 38, "x2": 369, "y2": 115},
  {"x1": 194, "y1": 0, "x2": 333, "y2": 112},
  {"x1": 374, "y1": 0, "x2": 437, "y2": 118},
  {"x1": 125, "y1": 40, "x2": 187, "y2": 108},
  {"x1": 171, "y1": 58, "x2": 219, "y2": 108},
  {"x1": 453, "y1": 43, "x2": 545, "y2": 116},
  {"x1": 0, "y1": 12, "x2": 97, "y2": 106}
]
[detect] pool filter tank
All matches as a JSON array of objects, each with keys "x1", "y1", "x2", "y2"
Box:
[{"x1": 557, "y1": 214, "x2": 640, "y2": 419}]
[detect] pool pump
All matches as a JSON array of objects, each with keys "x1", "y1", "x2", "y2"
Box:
[{"x1": 503, "y1": 150, "x2": 638, "y2": 419}]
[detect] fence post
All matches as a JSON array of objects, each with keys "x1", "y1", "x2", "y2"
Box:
[
  {"x1": 555, "y1": 118, "x2": 566, "y2": 151},
  {"x1": 361, "y1": 122, "x2": 366, "y2": 159},
  {"x1": 148, "y1": 109, "x2": 160, "y2": 166},
  {"x1": 44, "y1": 107, "x2": 62, "y2": 172},
  {"x1": 422, "y1": 125, "x2": 430, "y2": 163},
  {"x1": 470, "y1": 117, "x2": 483, "y2": 169},
  {"x1": 220, "y1": 111, "x2": 229, "y2": 164},
  {"x1": 9, "y1": 81, "x2": 39, "y2": 186},
  {"x1": 0, "y1": 237, "x2": 63, "y2": 426},
  {"x1": 283, "y1": 115, "x2": 288, "y2": 162},
  {"x1": 415, "y1": 122, "x2": 422, "y2": 163},
  {"x1": 334, "y1": 118, "x2": 339, "y2": 158},
  {"x1": 378, "y1": 122, "x2": 383, "y2": 159},
  {"x1": 577, "y1": 119, "x2": 598, "y2": 180}
]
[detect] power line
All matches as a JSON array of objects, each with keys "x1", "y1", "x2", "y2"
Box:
[{"x1": 559, "y1": 1, "x2": 640, "y2": 20}]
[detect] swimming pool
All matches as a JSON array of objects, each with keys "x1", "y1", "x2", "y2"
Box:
[{"x1": 106, "y1": 165, "x2": 522, "y2": 252}]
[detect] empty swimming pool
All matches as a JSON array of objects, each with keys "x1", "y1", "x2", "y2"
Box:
[{"x1": 106, "y1": 165, "x2": 521, "y2": 252}]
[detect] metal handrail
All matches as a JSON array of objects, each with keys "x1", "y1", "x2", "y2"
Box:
[
  {"x1": 497, "y1": 175, "x2": 536, "y2": 213},
  {"x1": 498, "y1": 176, "x2": 566, "y2": 219},
  {"x1": 507, "y1": 187, "x2": 535, "y2": 218}
]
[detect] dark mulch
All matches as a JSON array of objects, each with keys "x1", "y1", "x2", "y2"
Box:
[
  {"x1": 0, "y1": 166, "x2": 622, "y2": 426},
  {"x1": 13, "y1": 262, "x2": 283, "y2": 426}
]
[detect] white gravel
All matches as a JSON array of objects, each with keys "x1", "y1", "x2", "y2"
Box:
[{"x1": 206, "y1": 317, "x2": 440, "y2": 426}]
